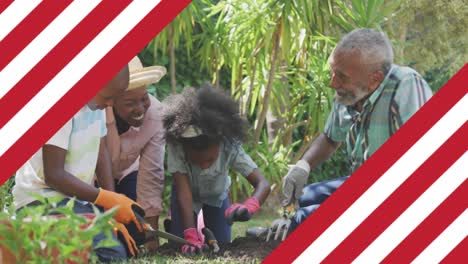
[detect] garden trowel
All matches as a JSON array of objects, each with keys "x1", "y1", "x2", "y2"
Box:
[{"x1": 132, "y1": 205, "x2": 197, "y2": 247}]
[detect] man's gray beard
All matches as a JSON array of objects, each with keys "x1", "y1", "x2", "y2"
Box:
[{"x1": 335, "y1": 88, "x2": 369, "y2": 106}]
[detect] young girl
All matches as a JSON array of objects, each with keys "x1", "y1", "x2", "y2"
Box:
[{"x1": 163, "y1": 85, "x2": 270, "y2": 254}]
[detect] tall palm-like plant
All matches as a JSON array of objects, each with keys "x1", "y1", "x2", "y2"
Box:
[
  {"x1": 203, "y1": 0, "x2": 337, "y2": 145},
  {"x1": 193, "y1": 2, "x2": 229, "y2": 88},
  {"x1": 262, "y1": 0, "x2": 336, "y2": 146},
  {"x1": 330, "y1": 0, "x2": 401, "y2": 31},
  {"x1": 146, "y1": 0, "x2": 406, "y2": 192},
  {"x1": 150, "y1": 3, "x2": 206, "y2": 93}
]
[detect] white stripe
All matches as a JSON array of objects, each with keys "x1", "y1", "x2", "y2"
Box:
[
  {"x1": 0, "y1": 0, "x2": 162, "y2": 156},
  {"x1": 412, "y1": 209, "x2": 468, "y2": 264},
  {"x1": 354, "y1": 152, "x2": 468, "y2": 263},
  {"x1": 293, "y1": 94, "x2": 468, "y2": 264},
  {"x1": 0, "y1": 0, "x2": 42, "y2": 41},
  {"x1": 0, "y1": 0, "x2": 100, "y2": 99}
]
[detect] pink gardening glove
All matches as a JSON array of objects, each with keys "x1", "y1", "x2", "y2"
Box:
[
  {"x1": 182, "y1": 228, "x2": 206, "y2": 255},
  {"x1": 224, "y1": 197, "x2": 260, "y2": 225}
]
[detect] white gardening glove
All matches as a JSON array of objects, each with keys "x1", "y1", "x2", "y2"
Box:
[{"x1": 281, "y1": 160, "x2": 310, "y2": 206}]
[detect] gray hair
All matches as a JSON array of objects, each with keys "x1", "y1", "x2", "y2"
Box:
[{"x1": 336, "y1": 28, "x2": 394, "y2": 74}]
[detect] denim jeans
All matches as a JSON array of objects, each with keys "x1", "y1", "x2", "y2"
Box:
[
  {"x1": 115, "y1": 170, "x2": 138, "y2": 201},
  {"x1": 169, "y1": 186, "x2": 232, "y2": 243},
  {"x1": 289, "y1": 176, "x2": 349, "y2": 231}
]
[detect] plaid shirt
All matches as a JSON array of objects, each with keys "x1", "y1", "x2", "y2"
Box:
[{"x1": 324, "y1": 65, "x2": 432, "y2": 172}]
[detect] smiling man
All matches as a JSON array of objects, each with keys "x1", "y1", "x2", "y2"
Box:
[
  {"x1": 281, "y1": 28, "x2": 433, "y2": 231},
  {"x1": 104, "y1": 56, "x2": 167, "y2": 253}
]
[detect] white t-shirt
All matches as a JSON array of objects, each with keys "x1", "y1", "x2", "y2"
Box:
[{"x1": 13, "y1": 105, "x2": 107, "y2": 208}]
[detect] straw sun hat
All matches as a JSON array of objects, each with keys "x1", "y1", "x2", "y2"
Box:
[
  {"x1": 106, "y1": 57, "x2": 166, "y2": 176},
  {"x1": 127, "y1": 56, "x2": 166, "y2": 90}
]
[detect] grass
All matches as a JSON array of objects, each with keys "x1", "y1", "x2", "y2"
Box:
[
  {"x1": 123, "y1": 212, "x2": 278, "y2": 264},
  {"x1": 126, "y1": 251, "x2": 257, "y2": 264},
  {"x1": 0, "y1": 179, "x2": 281, "y2": 263}
]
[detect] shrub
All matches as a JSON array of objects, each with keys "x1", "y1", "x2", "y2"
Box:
[{"x1": 0, "y1": 197, "x2": 117, "y2": 264}]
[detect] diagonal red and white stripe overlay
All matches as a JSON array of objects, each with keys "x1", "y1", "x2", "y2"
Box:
[
  {"x1": 263, "y1": 65, "x2": 468, "y2": 263},
  {"x1": 1, "y1": 1, "x2": 467, "y2": 262},
  {"x1": 0, "y1": 0, "x2": 192, "y2": 185}
]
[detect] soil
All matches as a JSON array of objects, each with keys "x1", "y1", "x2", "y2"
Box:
[{"x1": 156, "y1": 236, "x2": 281, "y2": 261}]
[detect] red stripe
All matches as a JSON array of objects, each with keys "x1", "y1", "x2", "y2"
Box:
[
  {"x1": 440, "y1": 235, "x2": 468, "y2": 263},
  {"x1": 0, "y1": 0, "x2": 13, "y2": 14},
  {"x1": 0, "y1": 0, "x2": 192, "y2": 186},
  {"x1": 321, "y1": 122, "x2": 468, "y2": 263},
  {"x1": 263, "y1": 64, "x2": 468, "y2": 263},
  {"x1": 0, "y1": 0, "x2": 13, "y2": 15},
  {"x1": 0, "y1": 1, "x2": 73, "y2": 70},
  {"x1": 0, "y1": 0, "x2": 131, "y2": 129},
  {"x1": 383, "y1": 179, "x2": 468, "y2": 263}
]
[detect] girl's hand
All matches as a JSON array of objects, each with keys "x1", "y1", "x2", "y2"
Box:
[
  {"x1": 224, "y1": 197, "x2": 260, "y2": 225},
  {"x1": 182, "y1": 228, "x2": 207, "y2": 255}
]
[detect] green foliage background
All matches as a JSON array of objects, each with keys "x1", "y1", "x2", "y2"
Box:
[
  {"x1": 0, "y1": 1, "x2": 464, "y2": 262},
  {"x1": 136, "y1": 0, "x2": 466, "y2": 209},
  {"x1": 1, "y1": 0, "x2": 465, "y2": 216}
]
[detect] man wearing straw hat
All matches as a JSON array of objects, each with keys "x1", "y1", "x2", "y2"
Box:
[{"x1": 105, "y1": 56, "x2": 167, "y2": 252}]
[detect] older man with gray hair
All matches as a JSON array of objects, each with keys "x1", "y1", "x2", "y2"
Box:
[{"x1": 282, "y1": 28, "x2": 432, "y2": 231}]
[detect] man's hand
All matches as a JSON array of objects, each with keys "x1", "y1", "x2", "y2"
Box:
[
  {"x1": 94, "y1": 188, "x2": 144, "y2": 231},
  {"x1": 111, "y1": 222, "x2": 139, "y2": 257},
  {"x1": 281, "y1": 160, "x2": 310, "y2": 206}
]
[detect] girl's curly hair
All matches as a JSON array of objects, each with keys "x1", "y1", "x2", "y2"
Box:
[{"x1": 162, "y1": 84, "x2": 248, "y2": 148}]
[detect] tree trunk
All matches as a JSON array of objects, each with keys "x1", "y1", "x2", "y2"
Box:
[
  {"x1": 253, "y1": 21, "x2": 282, "y2": 144},
  {"x1": 398, "y1": 24, "x2": 407, "y2": 64},
  {"x1": 266, "y1": 60, "x2": 290, "y2": 145},
  {"x1": 215, "y1": 68, "x2": 220, "y2": 89},
  {"x1": 242, "y1": 56, "x2": 258, "y2": 117},
  {"x1": 292, "y1": 132, "x2": 315, "y2": 162},
  {"x1": 236, "y1": 62, "x2": 244, "y2": 113},
  {"x1": 168, "y1": 26, "x2": 177, "y2": 94},
  {"x1": 212, "y1": 56, "x2": 220, "y2": 89}
]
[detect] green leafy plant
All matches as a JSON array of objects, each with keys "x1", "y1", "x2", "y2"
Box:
[
  {"x1": 309, "y1": 146, "x2": 350, "y2": 183},
  {"x1": 330, "y1": 0, "x2": 401, "y2": 31},
  {"x1": 0, "y1": 177, "x2": 14, "y2": 214},
  {"x1": 229, "y1": 133, "x2": 297, "y2": 202},
  {"x1": 0, "y1": 197, "x2": 117, "y2": 264},
  {"x1": 141, "y1": 0, "x2": 436, "y2": 208}
]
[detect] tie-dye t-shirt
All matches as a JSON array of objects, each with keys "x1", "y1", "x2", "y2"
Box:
[{"x1": 13, "y1": 105, "x2": 107, "y2": 208}]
